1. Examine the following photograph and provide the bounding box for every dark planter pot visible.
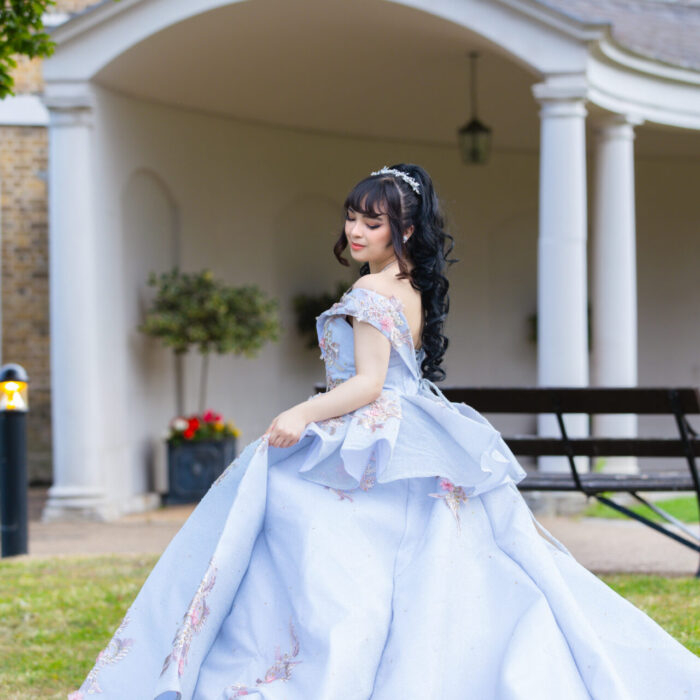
[164,437,237,505]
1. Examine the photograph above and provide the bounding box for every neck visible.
[371,258,397,275]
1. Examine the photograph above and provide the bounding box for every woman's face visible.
[344,204,394,267]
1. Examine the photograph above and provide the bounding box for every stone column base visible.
[41,488,161,523]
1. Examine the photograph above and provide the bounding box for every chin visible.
[350,250,368,263]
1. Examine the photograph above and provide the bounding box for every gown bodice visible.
[316,285,425,396]
[302,285,528,495]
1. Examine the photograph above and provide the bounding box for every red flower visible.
[183,427,195,440]
[203,410,216,422]
[187,417,200,431]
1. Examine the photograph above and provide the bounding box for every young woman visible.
[69,164,700,699]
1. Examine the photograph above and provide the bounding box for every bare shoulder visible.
[351,273,423,345]
[352,272,420,309]
[351,273,392,296]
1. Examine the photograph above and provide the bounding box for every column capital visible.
[43,81,94,128]
[532,75,588,118]
[591,113,645,142]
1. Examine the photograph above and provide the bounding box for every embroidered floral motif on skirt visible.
[223,618,302,697]
[161,555,218,679]
[67,612,135,698]
[429,478,469,532]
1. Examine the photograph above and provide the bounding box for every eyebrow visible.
[348,208,385,219]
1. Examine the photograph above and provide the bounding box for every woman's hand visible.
[262,404,310,448]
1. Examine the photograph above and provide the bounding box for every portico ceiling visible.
[93,0,541,150]
[49,0,700,155]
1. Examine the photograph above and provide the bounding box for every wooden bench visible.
[441,387,700,577]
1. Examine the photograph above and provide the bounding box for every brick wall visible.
[8,56,43,95]
[0,2,103,483]
[0,127,51,483]
[54,0,104,13]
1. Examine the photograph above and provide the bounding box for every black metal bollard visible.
[0,363,29,557]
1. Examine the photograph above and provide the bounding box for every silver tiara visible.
[370,166,421,195]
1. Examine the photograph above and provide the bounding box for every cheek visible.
[370,225,392,248]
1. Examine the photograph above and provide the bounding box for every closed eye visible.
[346,216,380,230]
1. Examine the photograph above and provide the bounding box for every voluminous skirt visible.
[68,426,700,700]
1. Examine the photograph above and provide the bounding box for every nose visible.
[346,219,359,240]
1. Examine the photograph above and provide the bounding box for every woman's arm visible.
[263,318,391,448]
[299,318,391,424]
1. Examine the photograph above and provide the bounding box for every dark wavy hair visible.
[332,163,458,382]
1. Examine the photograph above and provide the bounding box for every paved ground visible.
[12,487,700,576]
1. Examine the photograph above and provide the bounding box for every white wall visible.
[89,86,699,504]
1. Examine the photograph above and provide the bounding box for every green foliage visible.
[138,267,281,413]
[138,267,281,357]
[0,0,56,99]
[292,280,352,349]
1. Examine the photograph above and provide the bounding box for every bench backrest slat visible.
[505,436,700,458]
[440,387,700,414]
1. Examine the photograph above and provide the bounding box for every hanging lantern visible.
[457,51,492,165]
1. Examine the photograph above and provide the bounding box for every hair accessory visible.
[370,166,421,195]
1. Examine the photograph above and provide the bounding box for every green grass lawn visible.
[580,493,699,523]
[0,555,698,698]
[0,554,155,700]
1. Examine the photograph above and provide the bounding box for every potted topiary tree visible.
[139,267,281,504]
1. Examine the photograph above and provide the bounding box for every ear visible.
[405,224,415,239]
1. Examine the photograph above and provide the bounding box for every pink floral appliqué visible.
[429,478,469,532]
[68,611,135,697]
[324,485,354,501]
[254,433,270,456]
[359,452,377,491]
[356,393,401,432]
[316,412,349,436]
[325,375,347,391]
[224,617,302,698]
[344,288,413,349]
[161,555,217,678]
[319,319,342,371]
[213,454,242,487]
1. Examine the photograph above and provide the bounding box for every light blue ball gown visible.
[68,286,700,700]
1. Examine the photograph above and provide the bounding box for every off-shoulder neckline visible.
[344,286,423,354]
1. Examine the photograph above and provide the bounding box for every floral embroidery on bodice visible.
[316,286,423,393]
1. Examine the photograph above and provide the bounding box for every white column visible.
[532,79,590,474]
[42,84,108,521]
[591,114,644,474]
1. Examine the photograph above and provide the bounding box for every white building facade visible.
[33,0,700,520]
